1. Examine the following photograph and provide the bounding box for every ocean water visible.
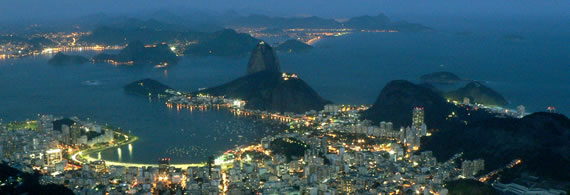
[0,31,567,163]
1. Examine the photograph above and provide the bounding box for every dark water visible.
[0,31,568,163]
[284,32,569,114]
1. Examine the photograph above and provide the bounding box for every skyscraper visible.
[412,107,425,128]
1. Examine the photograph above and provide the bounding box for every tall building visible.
[462,159,485,178]
[61,125,71,145]
[517,105,526,118]
[461,160,473,178]
[70,124,82,145]
[412,107,425,127]
[386,122,393,131]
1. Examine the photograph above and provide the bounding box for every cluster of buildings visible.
[0,31,124,60]
[166,93,246,111]
[0,114,117,177]
[460,159,485,179]
[3,102,556,194]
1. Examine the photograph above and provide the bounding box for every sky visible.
[1,0,568,23]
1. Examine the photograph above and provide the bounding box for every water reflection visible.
[117,148,122,161]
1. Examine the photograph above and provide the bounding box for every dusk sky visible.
[1,0,568,23]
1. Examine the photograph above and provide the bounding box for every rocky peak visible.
[246,41,281,75]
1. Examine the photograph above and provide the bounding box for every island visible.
[48,52,89,65]
[275,39,313,53]
[124,78,173,98]
[92,41,178,66]
[419,71,463,84]
[445,81,508,107]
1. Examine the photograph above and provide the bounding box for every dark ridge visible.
[184,29,260,57]
[0,163,74,195]
[419,71,463,84]
[52,118,76,131]
[422,112,570,183]
[196,71,330,114]
[445,81,508,106]
[445,179,498,195]
[48,52,89,65]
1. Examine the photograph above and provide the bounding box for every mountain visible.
[228,15,341,29]
[197,71,329,114]
[422,112,570,185]
[79,26,199,45]
[419,71,463,84]
[184,29,260,56]
[276,39,313,53]
[445,81,508,106]
[363,80,457,128]
[247,41,281,75]
[364,80,570,186]
[226,13,431,32]
[124,78,172,98]
[342,14,391,29]
[92,41,178,65]
[48,52,89,65]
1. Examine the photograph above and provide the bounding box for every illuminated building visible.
[517,105,526,118]
[461,159,484,178]
[44,148,63,166]
[70,124,82,145]
[61,125,71,145]
[412,107,424,127]
[463,97,470,105]
[89,160,107,173]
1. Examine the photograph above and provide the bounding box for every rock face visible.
[420,71,463,84]
[197,71,329,114]
[124,78,172,97]
[445,81,508,106]
[363,80,455,128]
[246,41,281,75]
[48,52,89,65]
